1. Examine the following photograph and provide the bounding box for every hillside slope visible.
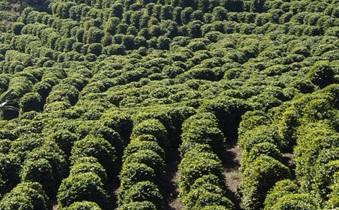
[0,0,338,209]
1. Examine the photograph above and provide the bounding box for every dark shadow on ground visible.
[161,146,182,210]
[219,145,242,210]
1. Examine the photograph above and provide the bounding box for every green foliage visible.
[20,92,43,112]
[264,179,299,209]
[101,110,133,143]
[183,184,234,210]
[26,141,67,184]
[12,22,25,35]
[118,116,168,208]
[20,158,56,197]
[0,139,11,153]
[88,43,103,56]
[308,61,334,88]
[240,156,291,210]
[119,181,163,209]
[86,27,104,44]
[70,135,117,173]
[271,194,319,210]
[119,162,156,191]
[200,97,249,143]
[131,119,168,149]
[243,142,283,168]
[90,125,123,156]
[326,181,339,209]
[239,124,283,153]
[0,181,49,210]
[50,130,78,157]
[178,111,234,208]
[123,141,165,160]
[46,84,79,105]
[123,150,165,176]
[0,0,338,208]
[251,0,266,13]
[69,159,107,184]
[9,135,44,160]
[294,122,339,193]
[117,201,156,210]
[57,172,109,209]
[181,112,225,154]
[313,160,339,200]
[202,206,230,210]
[65,201,102,210]
[179,152,224,195]
[0,154,20,197]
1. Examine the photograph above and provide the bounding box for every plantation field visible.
[0,0,338,209]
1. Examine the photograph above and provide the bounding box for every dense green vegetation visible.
[0,0,338,209]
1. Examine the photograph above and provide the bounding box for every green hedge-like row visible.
[57,130,120,209]
[326,171,339,209]
[19,0,337,60]
[0,153,20,199]
[118,119,168,209]
[18,2,231,55]
[49,114,127,210]
[264,179,319,209]
[20,140,67,197]
[1,65,92,119]
[43,65,93,112]
[295,122,339,203]
[64,201,102,210]
[0,137,67,208]
[238,85,338,210]
[10,6,338,66]
[178,112,234,210]
[0,68,45,119]
[283,85,338,208]
[240,155,290,210]
[180,112,225,155]
[0,181,49,210]
[238,110,291,210]
[57,158,109,209]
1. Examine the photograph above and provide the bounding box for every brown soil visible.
[168,170,182,210]
[221,145,242,192]
[163,148,183,210]
[219,145,242,210]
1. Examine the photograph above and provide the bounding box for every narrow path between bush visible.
[220,145,242,210]
[222,145,242,191]
[163,147,182,210]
